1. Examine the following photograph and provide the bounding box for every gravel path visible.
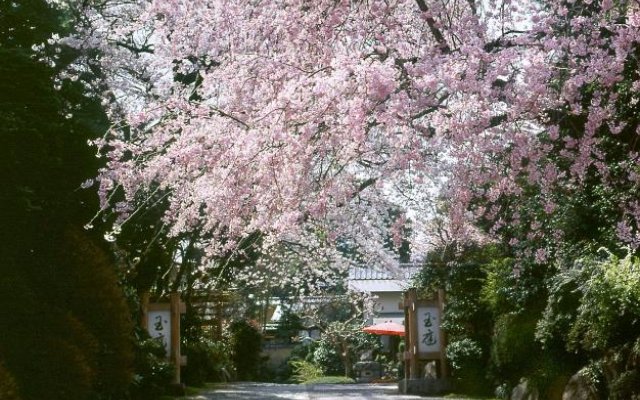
[191,382,447,400]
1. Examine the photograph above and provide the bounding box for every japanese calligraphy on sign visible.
[417,306,440,353]
[147,310,171,354]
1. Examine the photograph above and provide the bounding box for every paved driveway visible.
[191,382,446,400]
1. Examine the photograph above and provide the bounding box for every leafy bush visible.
[129,332,174,400]
[230,320,264,380]
[567,251,640,352]
[479,253,571,396]
[53,229,135,398]
[303,376,355,384]
[537,250,640,398]
[289,360,323,383]
[182,338,232,386]
[447,339,484,371]
[0,2,134,398]
[0,228,134,400]
[0,362,21,400]
[313,321,382,377]
[312,340,344,376]
[275,341,317,382]
[274,309,304,343]
[480,258,519,315]
[416,245,501,395]
[610,369,640,400]
[446,337,489,394]
[490,313,539,385]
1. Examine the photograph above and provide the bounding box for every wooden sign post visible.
[402,288,448,394]
[141,292,187,384]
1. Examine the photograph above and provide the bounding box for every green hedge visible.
[302,376,356,384]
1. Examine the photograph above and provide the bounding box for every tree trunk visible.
[342,342,352,377]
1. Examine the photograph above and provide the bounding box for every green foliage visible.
[0,3,108,236]
[567,251,640,352]
[0,269,94,400]
[479,258,518,315]
[415,244,577,396]
[56,229,135,397]
[537,250,640,354]
[130,333,174,400]
[312,341,344,376]
[416,244,501,395]
[182,338,231,386]
[230,320,264,381]
[0,362,21,400]
[609,369,640,400]
[0,228,134,400]
[276,341,317,382]
[447,339,488,394]
[289,360,323,383]
[443,395,500,400]
[302,376,356,384]
[480,255,572,396]
[314,321,381,377]
[536,250,640,398]
[180,304,232,386]
[447,339,484,371]
[494,314,575,397]
[0,2,134,399]
[274,309,304,343]
[490,313,539,385]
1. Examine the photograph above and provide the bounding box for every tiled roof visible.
[348,263,421,281]
[347,263,421,293]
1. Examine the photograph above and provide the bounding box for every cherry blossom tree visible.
[55,0,640,273]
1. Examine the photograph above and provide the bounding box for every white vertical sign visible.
[148,310,172,355]
[417,306,440,353]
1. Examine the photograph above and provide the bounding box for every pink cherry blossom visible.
[54,0,640,272]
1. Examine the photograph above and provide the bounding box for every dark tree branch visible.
[114,40,154,54]
[411,104,446,121]
[466,0,477,15]
[414,0,451,53]
[489,114,508,127]
[357,177,377,193]
[207,106,250,129]
[483,30,529,52]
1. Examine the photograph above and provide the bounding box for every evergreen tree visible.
[0,1,134,398]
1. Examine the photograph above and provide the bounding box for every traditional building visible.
[347,263,420,325]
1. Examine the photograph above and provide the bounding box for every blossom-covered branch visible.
[56,0,640,271]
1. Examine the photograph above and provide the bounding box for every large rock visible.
[562,372,599,400]
[511,379,539,400]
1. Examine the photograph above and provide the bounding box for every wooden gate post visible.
[403,287,449,394]
[169,292,182,384]
[437,289,448,379]
[142,292,186,385]
[406,288,419,379]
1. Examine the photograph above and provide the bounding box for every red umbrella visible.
[362,321,405,336]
